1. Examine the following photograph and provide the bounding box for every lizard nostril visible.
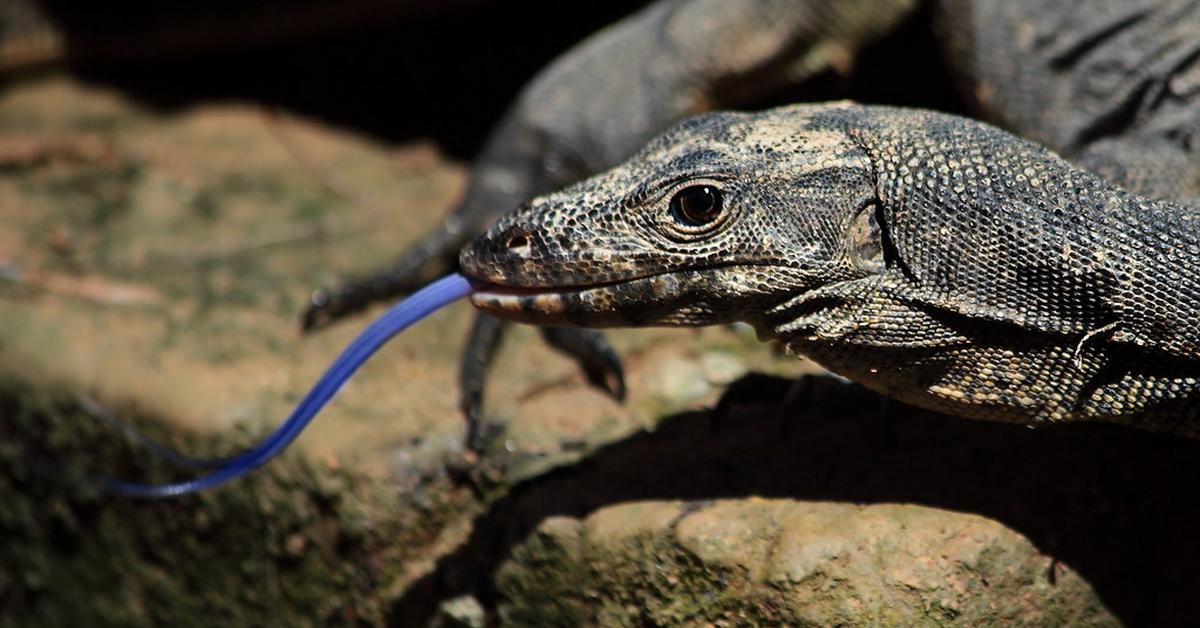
[505,231,532,255]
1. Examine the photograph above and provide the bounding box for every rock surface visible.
[498,500,1115,626]
[0,76,791,624]
[4,76,1198,626]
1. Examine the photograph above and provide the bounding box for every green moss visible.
[292,197,331,222]
[187,188,221,221]
[0,376,469,626]
[42,160,141,228]
[496,518,799,627]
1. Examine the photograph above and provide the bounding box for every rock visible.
[433,595,487,628]
[653,357,715,407]
[698,351,747,386]
[2,74,1169,627]
[0,75,801,625]
[496,500,1117,626]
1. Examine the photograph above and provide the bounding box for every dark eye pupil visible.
[671,185,723,225]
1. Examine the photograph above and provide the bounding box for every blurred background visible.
[0,0,960,155]
[1,0,657,157]
[0,2,827,624]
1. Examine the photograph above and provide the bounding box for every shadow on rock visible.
[393,372,1200,626]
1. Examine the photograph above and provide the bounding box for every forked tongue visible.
[103,273,473,497]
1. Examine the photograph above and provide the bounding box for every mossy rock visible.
[497,500,1117,626]
[0,76,799,624]
[3,76,1175,626]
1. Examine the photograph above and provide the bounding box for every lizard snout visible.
[459,217,553,286]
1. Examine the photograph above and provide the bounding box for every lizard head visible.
[460,104,883,331]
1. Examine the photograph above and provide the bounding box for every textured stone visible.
[0,75,800,625]
[497,500,1118,626]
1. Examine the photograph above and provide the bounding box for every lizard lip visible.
[465,261,791,324]
[465,268,652,296]
[467,282,561,296]
[466,273,668,324]
[469,282,597,322]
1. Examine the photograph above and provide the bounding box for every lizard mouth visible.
[468,274,666,325]
[466,261,792,327]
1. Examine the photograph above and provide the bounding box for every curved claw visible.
[539,327,627,401]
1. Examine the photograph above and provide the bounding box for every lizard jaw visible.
[469,274,666,327]
[467,264,798,328]
[468,286,571,322]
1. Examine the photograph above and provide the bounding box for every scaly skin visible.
[303,0,915,327]
[937,0,1200,203]
[461,104,1200,436]
[301,0,915,442]
[306,0,1200,444]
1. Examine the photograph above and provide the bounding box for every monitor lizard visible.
[460,103,1200,435]
[303,0,1200,443]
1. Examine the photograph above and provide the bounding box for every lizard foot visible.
[460,313,506,452]
[538,326,627,401]
[459,315,627,452]
[301,223,461,333]
[302,272,418,332]
[302,226,626,453]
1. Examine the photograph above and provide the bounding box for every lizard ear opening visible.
[847,200,912,279]
[847,200,885,272]
[871,200,917,282]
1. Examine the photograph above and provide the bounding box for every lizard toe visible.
[540,327,627,401]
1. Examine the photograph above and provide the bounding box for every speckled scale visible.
[463,103,1200,437]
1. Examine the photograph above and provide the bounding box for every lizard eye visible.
[670,185,723,226]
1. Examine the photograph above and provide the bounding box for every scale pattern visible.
[462,104,1200,436]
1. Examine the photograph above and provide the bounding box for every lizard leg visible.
[301,219,462,332]
[307,0,917,435]
[305,0,918,332]
[459,312,507,452]
[538,327,626,401]
[459,321,627,452]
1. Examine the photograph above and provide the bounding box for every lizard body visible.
[938,0,1200,204]
[305,0,1200,441]
[462,104,1200,435]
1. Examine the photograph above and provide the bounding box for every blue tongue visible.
[104,273,474,497]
